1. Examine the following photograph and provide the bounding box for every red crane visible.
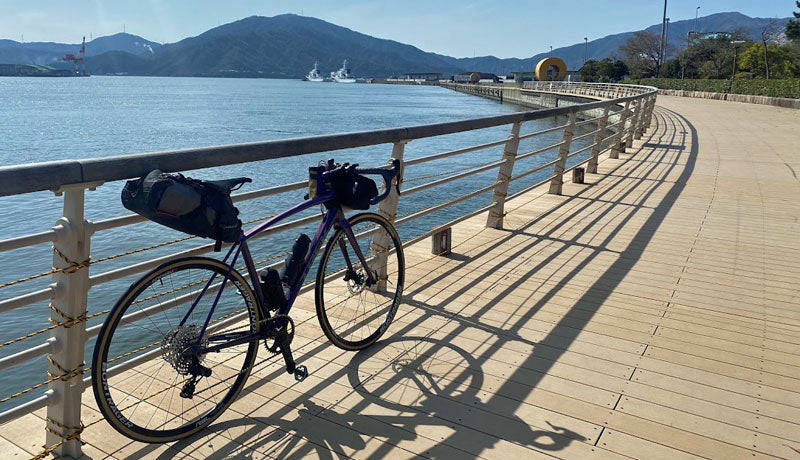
[62,37,86,76]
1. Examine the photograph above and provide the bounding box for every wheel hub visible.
[344,267,375,295]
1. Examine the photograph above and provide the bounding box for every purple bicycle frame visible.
[183,190,375,353]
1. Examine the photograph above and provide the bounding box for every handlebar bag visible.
[334,171,378,210]
[121,170,243,243]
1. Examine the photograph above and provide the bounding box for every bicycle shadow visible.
[160,336,586,460]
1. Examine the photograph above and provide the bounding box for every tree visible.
[579,58,628,82]
[738,42,800,78]
[760,19,783,79]
[579,60,600,82]
[684,37,740,78]
[786,1,800,42]
[620,31,662,78]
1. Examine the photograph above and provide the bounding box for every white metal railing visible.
[0,82,656,458]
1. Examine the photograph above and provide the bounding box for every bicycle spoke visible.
[317,213,403,351]
[93,258,259,441]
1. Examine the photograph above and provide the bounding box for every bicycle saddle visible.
[204,177,252,192]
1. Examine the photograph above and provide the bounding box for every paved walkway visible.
[3,95,800,459]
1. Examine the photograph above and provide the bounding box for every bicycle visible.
[91,159,405,443]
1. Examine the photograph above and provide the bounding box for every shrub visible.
[629,78,800,99]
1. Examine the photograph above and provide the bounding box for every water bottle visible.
[259,268,286,311]
[280,233,311,288]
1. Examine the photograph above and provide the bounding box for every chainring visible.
[262,314,295,354]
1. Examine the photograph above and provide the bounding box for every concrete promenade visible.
[2,95,800,458]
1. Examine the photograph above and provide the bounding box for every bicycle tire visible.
[91,257,261,443]
[315,212,404,351]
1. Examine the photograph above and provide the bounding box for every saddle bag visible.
[121,170,247,244]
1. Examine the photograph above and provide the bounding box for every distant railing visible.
[0,82,656,458]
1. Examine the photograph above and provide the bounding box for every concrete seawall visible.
[441,83,623,121]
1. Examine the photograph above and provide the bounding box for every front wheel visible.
[316,212,404,351]
[91,257,261,443]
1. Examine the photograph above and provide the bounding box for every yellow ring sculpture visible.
[535,57,567,81]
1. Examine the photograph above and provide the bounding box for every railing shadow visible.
[395,106,697,456]
[116,105,697,459]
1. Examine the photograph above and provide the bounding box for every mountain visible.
[90,15,463,78]
[457,12,791,73]
[1,12,791,77]
[0,33,160,68]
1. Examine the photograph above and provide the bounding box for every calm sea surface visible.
[0,76,593,404]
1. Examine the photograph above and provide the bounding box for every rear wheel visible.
[91,257,260,443]
[315,212,404,351]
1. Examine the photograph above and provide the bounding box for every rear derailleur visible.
[263,314,308,382]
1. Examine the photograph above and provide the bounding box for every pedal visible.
[294,365,309,382]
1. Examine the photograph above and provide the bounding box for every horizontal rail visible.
[516,141,565,161]
[510,159,561,183]
[0,338,56,372]
[0,391,53,425]
[395,182,498,227]
[517,122,570,141]
[0,230,58,254]
[567,143,596,159]
[0,286,55,315]
[89,213,320,287]
[572,129,602,143]
[403,159,507,196]
[574,115,605,127]
[404,138,509,166]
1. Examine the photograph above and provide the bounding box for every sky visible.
[0,0,794,58]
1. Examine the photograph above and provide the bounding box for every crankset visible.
[261,314,308,382]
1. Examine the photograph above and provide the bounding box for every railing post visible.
[624,98,640,149]
[486,121,522,229]
[645,94,657,130]
[548,111,577,195]
[587,104,611,174]
[610,100,630,159]
[371,140,406,291]
[46,185,91,458]
[635,95,651,139]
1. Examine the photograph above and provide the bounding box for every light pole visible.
[583,37,588,64]
[659,0,668,67]
[694,6,700,35]
[549,45,553,54]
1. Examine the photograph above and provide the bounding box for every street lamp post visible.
[695,6,700,35]
[583,37,588,64]
[659,0,668,67]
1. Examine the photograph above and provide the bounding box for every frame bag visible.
[121,170,245,246]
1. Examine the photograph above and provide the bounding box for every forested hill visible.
[1,12,791,77]
[88,15,463,77]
